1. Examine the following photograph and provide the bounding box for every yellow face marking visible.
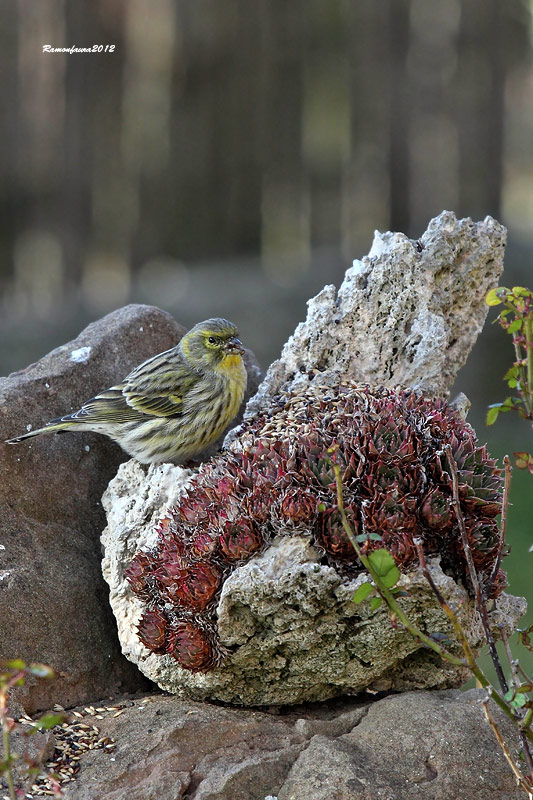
[222,354,242,368]
[214,353,245,379]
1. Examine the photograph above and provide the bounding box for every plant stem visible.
[414,541,479,669]
[333,463,533,742]
[1,690,16,800]
[523,709,533,733]
[500,627,533,782]
[518,664,533,686]
[482,699,533,797]
[445,445,509,694]
[333,465,463,667]
[485,456,511,599]
[526,316,533,411]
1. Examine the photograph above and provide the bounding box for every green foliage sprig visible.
[0,660,64,800]
[486,286,533,473]
[331,447,533,795]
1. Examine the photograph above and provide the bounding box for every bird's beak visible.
[224,336,245,355]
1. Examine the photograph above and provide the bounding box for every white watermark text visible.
[43,45,116,54]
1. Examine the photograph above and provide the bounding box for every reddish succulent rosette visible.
[126,384,505,672]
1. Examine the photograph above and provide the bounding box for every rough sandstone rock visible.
[52,690,522,800]
[0,304,184,711]
[0,304,261,712]
[101,213,525,705]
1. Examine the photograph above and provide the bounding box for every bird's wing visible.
[61,385,142,424]
[121,349,200,418]
[123,390,185,418]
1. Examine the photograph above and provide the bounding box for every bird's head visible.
[179,318,245,371]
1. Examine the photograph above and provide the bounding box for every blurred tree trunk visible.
[388,0,411,234]
[456,0,503,219]
[63,1,97,286]
[344,0,392,254]
[0,0,20,284]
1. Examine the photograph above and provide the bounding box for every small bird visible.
[6,318,247,464]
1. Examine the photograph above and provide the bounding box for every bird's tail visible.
[5,419,78,445]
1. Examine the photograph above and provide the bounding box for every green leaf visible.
[2,659,26,670]
[508,318,523,334]
[503,687,529,706]
[486,406,500,426]
[0,754,19,773]
[30,713,64,732]
[492,397,517,413]
[511,693,528,709]
[512,286,532,298]
[317,503,326,512]
[367,549,400,588]
[370,597,383,612]
[353,582,374,604]
[367,549,396,576]
[504,365,518,380]
[368,532,383,541]
[381,564,401,588]
[27,663,54,679]
[486,288,504,306]
[520,623,533,652]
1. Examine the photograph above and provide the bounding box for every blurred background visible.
[0,1,531,668]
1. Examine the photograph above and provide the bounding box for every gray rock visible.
[0,304,261,713]
[0,304,184,712]
[245,211,505,418]
[279,689,524,800]
[43,690,522,799]
[102,460,525,704]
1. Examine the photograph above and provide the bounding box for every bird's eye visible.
[208,336,217,344]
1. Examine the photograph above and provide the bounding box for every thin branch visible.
[501,627,521,690]
[485,455,511,599]
[525,316,533,409]
[482,699,533,797]
[0,691,17,800]
[523,710,533,734]
[414,539,480,672]
[518,663,533,688]
[334,465,464,667]
[500,627,533,782]
[333,465,533,740]
[445,445,509,694]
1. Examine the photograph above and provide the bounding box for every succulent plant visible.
[126,383,504,672]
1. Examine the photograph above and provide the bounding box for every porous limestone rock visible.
[102,452,525,705]
[245,210,506,417]
[101,212,524,705]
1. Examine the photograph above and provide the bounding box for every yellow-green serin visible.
[6,318,247,464]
